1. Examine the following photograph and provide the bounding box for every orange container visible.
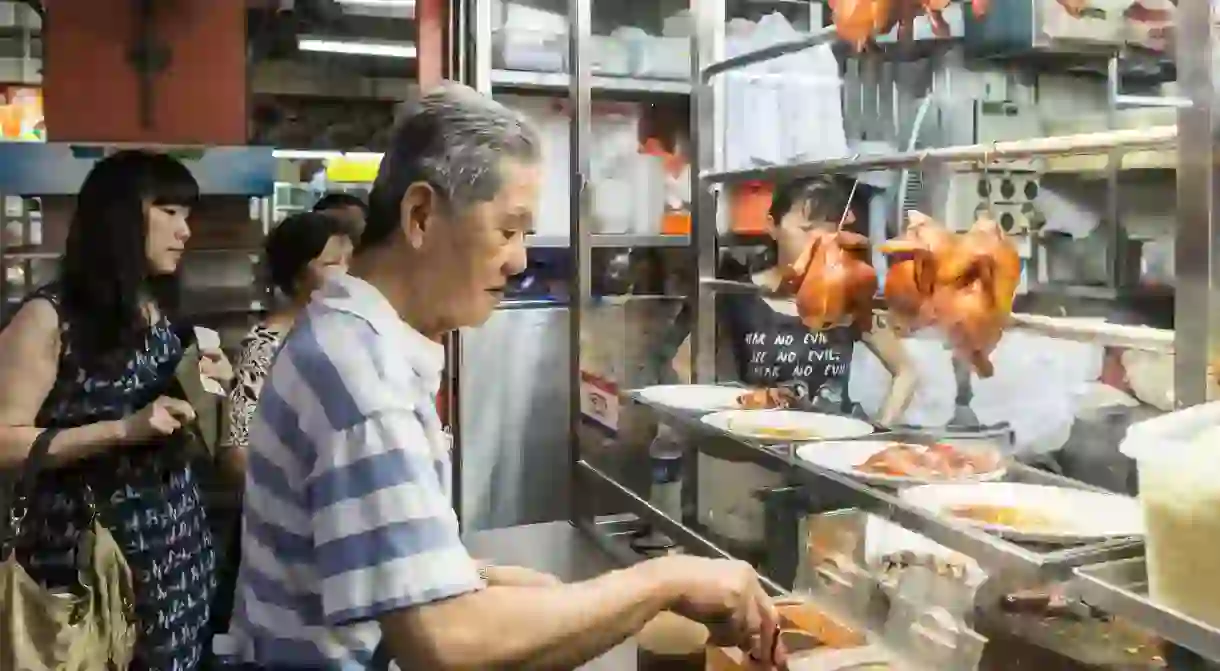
[661,211,691,235]
[729,181,774,234]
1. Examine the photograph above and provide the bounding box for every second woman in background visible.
[207,211,358,637]
[224,211,359,474]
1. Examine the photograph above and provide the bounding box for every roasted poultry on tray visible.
[737,386,799,410]
[784,229,878,333]
[878,211,1021,378]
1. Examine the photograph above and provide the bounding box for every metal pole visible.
[1173,0,1219,407]
[703,126,1179,184]
[568,0,593,525]
[1104,55,1127,291]
[450,0,487,528]
[472,0,493,95]
[702,25,836,81]
[691,0,724,385]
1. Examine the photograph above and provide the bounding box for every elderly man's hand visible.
[480,565,563,588]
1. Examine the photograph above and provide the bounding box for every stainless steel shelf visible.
[624,389,1143,585]
[702,126,1179,184]
[1074,558,1220,662]
[527,233,690,248]
[1008,314,1174,353]
[491,69,691,96]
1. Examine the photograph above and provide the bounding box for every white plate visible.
[795,440,1007,487]
[701,409,875,443]
[900,482,1144,544]
[636,385,746,412]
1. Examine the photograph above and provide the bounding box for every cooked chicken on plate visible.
[856,441,1000,479]
[737,387,799,410]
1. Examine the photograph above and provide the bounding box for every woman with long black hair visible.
[0,150,223,670]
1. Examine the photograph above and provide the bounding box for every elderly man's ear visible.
[399,181,440,249]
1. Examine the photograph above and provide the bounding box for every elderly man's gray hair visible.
[361,81,542,250]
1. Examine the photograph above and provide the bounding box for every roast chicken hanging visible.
[878,211,1021,378]
[830,0,988,48]
[831,0,1087,50]
[784,229,879,334]
[876,210,957,332]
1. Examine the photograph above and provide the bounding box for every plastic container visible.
[589,35,631,76]
[648,423,686,521]
[727,181,773,235]
[635,36,691,80]
[1121,401,1220,627]
[494,27,567,72]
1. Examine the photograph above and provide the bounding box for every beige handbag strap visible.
[0,428,62,555]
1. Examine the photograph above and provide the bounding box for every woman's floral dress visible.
[14,284,217,671]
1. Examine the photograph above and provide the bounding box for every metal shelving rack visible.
[460,0,701,530]
[545,0,1220,666]
[459,0,1220,663]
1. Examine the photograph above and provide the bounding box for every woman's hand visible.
[200,347,234,385]
[122,396,196,443]
[480,565,563,587]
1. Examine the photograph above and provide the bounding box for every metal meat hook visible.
[127,0,173,130]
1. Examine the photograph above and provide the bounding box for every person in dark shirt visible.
[668,176,916,424]
[312,191,368,235]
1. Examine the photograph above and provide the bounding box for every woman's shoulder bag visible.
[0,428,139,671]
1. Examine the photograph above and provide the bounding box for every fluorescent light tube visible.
[272,150,386,161]
[297,37,417,59]
[335,0,415,6]
[272,149,344,160]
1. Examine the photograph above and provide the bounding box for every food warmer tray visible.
[626,388,1144,585]
[1073,558,1220,663]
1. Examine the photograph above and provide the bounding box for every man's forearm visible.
[877,371,917,427]
[385,561,676,670]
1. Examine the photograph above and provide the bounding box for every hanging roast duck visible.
[831,0,1087,50]
[938,214,1022,319]
[876,211,958,332]
[783,229,879,333]
[878,211,1021,378]
[830,0,988,48]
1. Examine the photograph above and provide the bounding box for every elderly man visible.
[229,82,785,670]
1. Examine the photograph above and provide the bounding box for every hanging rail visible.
[697,278,1176,352]
[701,25,838,81]
[702,125,1179,184]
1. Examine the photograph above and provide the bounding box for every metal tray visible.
[626,389,1143,586]
[1073,558,1220,663]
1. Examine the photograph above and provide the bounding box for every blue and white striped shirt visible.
[230,273,483,670]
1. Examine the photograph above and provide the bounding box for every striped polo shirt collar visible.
[315,272,445,387]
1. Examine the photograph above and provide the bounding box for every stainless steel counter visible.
[463,521,638,670]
